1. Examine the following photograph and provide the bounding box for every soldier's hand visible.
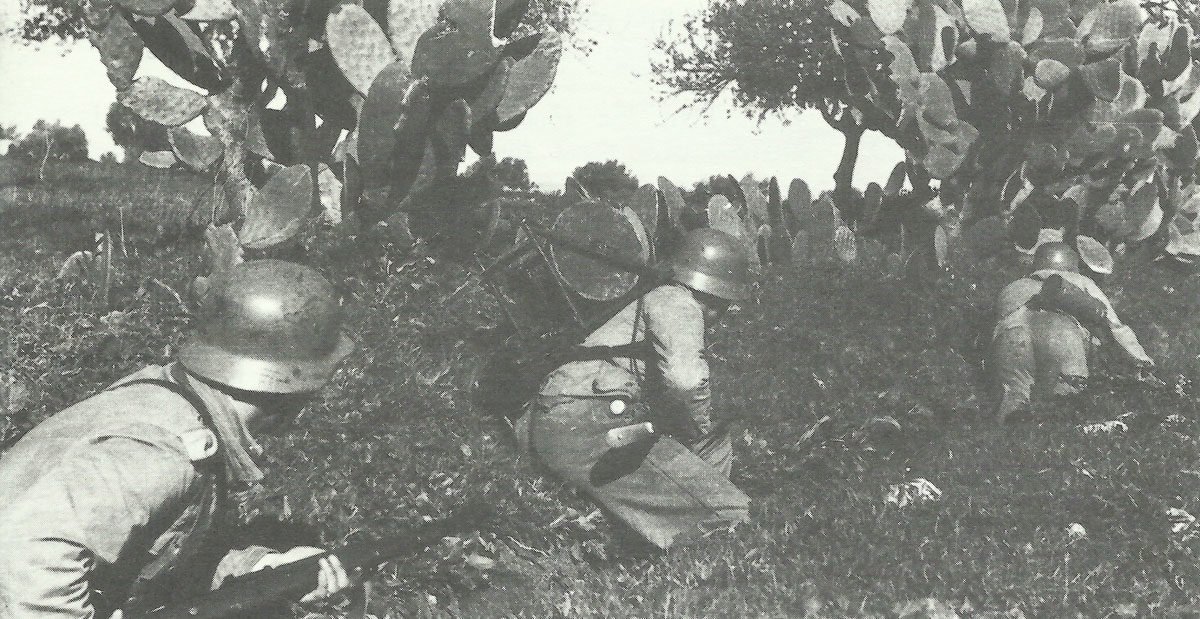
[300,554,352,603]
[254,546,353,603]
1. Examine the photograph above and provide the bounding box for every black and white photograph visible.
[1,0,1197,616]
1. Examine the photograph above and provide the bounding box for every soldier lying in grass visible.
[991,242,1154,423]
[515,228,752,550]
[0,260,355,618]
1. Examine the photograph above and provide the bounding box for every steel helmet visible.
[179,260,354,394]
[1032,241,1080,273]
[669,228,752,301]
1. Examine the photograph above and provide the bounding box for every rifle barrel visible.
[132,509,480,619]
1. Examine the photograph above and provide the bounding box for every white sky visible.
[0,0,903,191]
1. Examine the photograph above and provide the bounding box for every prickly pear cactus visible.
[86,0,564,255]
[827,0,1200,271]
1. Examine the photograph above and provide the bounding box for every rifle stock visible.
[129,505,486,619]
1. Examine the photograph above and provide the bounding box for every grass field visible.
[4,160,1200,617]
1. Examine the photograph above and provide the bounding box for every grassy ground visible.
[4,161,1200,617]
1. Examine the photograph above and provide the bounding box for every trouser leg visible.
[690,428,733,479]
[992,322,1034,422]
[1030,311,1089,396]
[527,397,750,550]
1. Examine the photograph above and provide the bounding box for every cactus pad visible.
[1076,235,1113,273]
[988,41,1025,96]
[622,206,654,262]
[1034,59,1070,90]
[241,0,308,88]
[564,176,592,202]
[657,176,686,227]
[326,3,398,96]
[239,163,315,249]
[869,0,912,35]
[357,60,412,183]
[1162,25,1192,80]
[433,99,473,177]
[412,0,501,88]
[1080,58,1121,101]
[387,0,441,64]
[1021,7,1044,45]
[1165,217,1200,259]
[1164,126,1200,170]
[169,127,223,171]
[862,182,884,226]
[1082,0,1141,54]
[834,226,858,263]
[767,177,785,230]
[786,178,811,235]
[963,0,1010,41]
[884,164,906,196]
[115,0,177,17]
[1027,38,1084,68]
[922,121,978,179]
[790,229,811,264]
[629,184,660,243]
[205,223,244,277]
[377,77,434,195]
[90,11,143,90]
[883,36,921,120]
[707,195,740,237]
[1007,202,1042,250]
[472,56,514,123]
[741,176,768,230]
[496,30,562,124]
[495,0,531,37]
[139,150,179,169]
[317,163,343,225]
[720,174,747,214]
[1125,181,1162,242]
[119,77,208,126]
[180,0,236,20]
[919,3,957,72]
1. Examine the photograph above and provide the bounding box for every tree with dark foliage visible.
[571,160,639,200]
[494,156,534,192]
[7,121,90,165]
[653,0,890,215]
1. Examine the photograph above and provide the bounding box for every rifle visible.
[127,503,489,619]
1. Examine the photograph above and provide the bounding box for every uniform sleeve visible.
[0,434,195,619]
[643,289,714,440]
[1077,278,1154,365]
[210,546,276,589]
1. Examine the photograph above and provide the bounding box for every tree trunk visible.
[38,133,53,182]
[832,123,864,223]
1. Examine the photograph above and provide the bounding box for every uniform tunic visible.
[518,284,751,549]
[0,364,272,618]
[992,269,1152,419]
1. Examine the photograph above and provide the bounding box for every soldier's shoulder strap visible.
[566,292,656,364]
[109,372,220,463]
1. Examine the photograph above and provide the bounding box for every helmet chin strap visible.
[681,287,731,323]
[193,371,307,435]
